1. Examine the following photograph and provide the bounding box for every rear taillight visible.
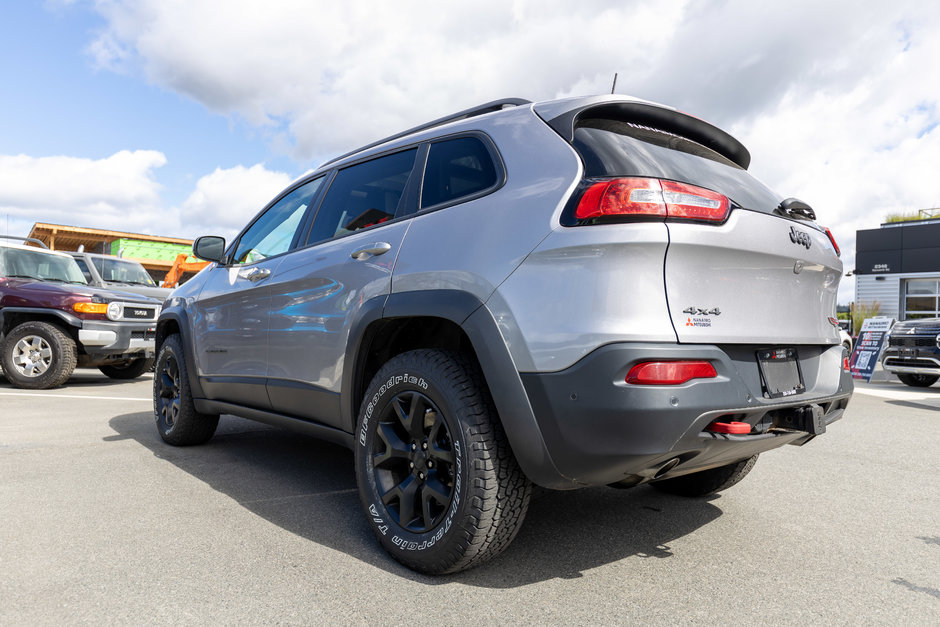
[625,361,718,385]
[825,227,841,256]
[575,177,730,223]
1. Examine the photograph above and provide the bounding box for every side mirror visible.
[193,236,226,263]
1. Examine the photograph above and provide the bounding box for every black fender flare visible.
[342,289,571,488]
[0,307,83,332]
[155,305,208,400]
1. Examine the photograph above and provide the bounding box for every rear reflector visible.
[575,177,730,222]
[625,361,718,385]
[825,227,841,256]
[706,421,751,435]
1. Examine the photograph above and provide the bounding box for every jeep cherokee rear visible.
[0,238,160,388]
[153,95,852,574]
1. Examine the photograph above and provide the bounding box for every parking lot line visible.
[0,391,150,402]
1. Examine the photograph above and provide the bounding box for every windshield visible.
[0,248,88,284]
[91,257,157,286]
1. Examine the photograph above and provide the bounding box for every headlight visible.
[73,302,108,315]
[106,302,123,321]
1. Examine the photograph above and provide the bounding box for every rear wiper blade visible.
[778,197,816,221]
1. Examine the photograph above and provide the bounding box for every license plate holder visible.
[756,347,806,399]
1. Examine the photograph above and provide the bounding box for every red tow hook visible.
[706,420,751,435]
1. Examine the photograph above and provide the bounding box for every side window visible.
[307,149,417,244]
[233,177,323,264]
[73,258,93,282]
[421,137,499,209]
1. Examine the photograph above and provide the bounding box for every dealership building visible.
[854,216,940,321]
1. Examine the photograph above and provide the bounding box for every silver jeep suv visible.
[153,95,853,574]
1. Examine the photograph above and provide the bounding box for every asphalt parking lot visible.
[1,371,938,625]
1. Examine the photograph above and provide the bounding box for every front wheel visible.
[355,349,531,575]
[0,321,77,389]
[897,373,939,388]
[99,358,154,380]
[651,455,759,497]
[153,334,218,445]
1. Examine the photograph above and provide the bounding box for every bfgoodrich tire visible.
[651,455,759,497]
[0,321,77,389]
[897,373,939,388]
[153,334,219,445]
[99,358,153,380]
[355,349,531,575]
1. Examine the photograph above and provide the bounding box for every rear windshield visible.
[573,119,782,213]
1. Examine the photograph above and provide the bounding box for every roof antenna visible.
[610,73,618,94]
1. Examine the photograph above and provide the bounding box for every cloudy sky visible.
[1,0,938,303]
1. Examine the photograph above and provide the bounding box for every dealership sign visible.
[849,317,895,381]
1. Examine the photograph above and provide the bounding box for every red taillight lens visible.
[575,177,729,223]
[825,227,841,256]
[575,177,665,220]
[625,361,718,385]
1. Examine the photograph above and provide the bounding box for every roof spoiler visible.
[322,98,531,167]
[542,101,751,170]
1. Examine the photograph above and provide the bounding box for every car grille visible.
[130,330,156,341]
[889,337,939,348]
[115,303,160,322]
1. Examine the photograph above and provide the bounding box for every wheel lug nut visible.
[409,461,414,469]
[427,461,434,468]
[422,442,428,450]
[418,472,425,480]
[411,443,417,451]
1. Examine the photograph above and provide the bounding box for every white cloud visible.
[17,0,940,307]
[0,150,167,236]
[178,164,293,240]
[87,0,687,160]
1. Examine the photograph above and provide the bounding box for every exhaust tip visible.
[653,457,682,479]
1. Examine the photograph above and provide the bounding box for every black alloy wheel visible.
[156,352,182,431]
[153,334,218,445]
[371,390,456,533]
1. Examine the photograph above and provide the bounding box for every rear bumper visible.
[520,342,853,487]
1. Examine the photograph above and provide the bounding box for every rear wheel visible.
[897,373,939,388]
[153,334,218,445]
[0,321,77,389]
[651,455,758,497]
[355,349,531,574]
[99,358,153,380]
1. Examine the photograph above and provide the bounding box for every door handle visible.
[239,267,271,282]
[351,242,392,260]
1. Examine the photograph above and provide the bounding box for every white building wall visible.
[855,275,900,318]
[855,271,940,320]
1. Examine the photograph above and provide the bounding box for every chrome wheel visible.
[11,335,53,377]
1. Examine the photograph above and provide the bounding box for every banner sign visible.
[849,317,894,381]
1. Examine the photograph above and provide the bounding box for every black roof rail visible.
[0,235,49,249]
[321,98,531,167]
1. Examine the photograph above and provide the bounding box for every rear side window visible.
[307,149,418,244]
[420,137,498,209]
[573,119,782,213]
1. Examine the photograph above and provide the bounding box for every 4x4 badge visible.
[789,226,812,249]
[683,306,721,316]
